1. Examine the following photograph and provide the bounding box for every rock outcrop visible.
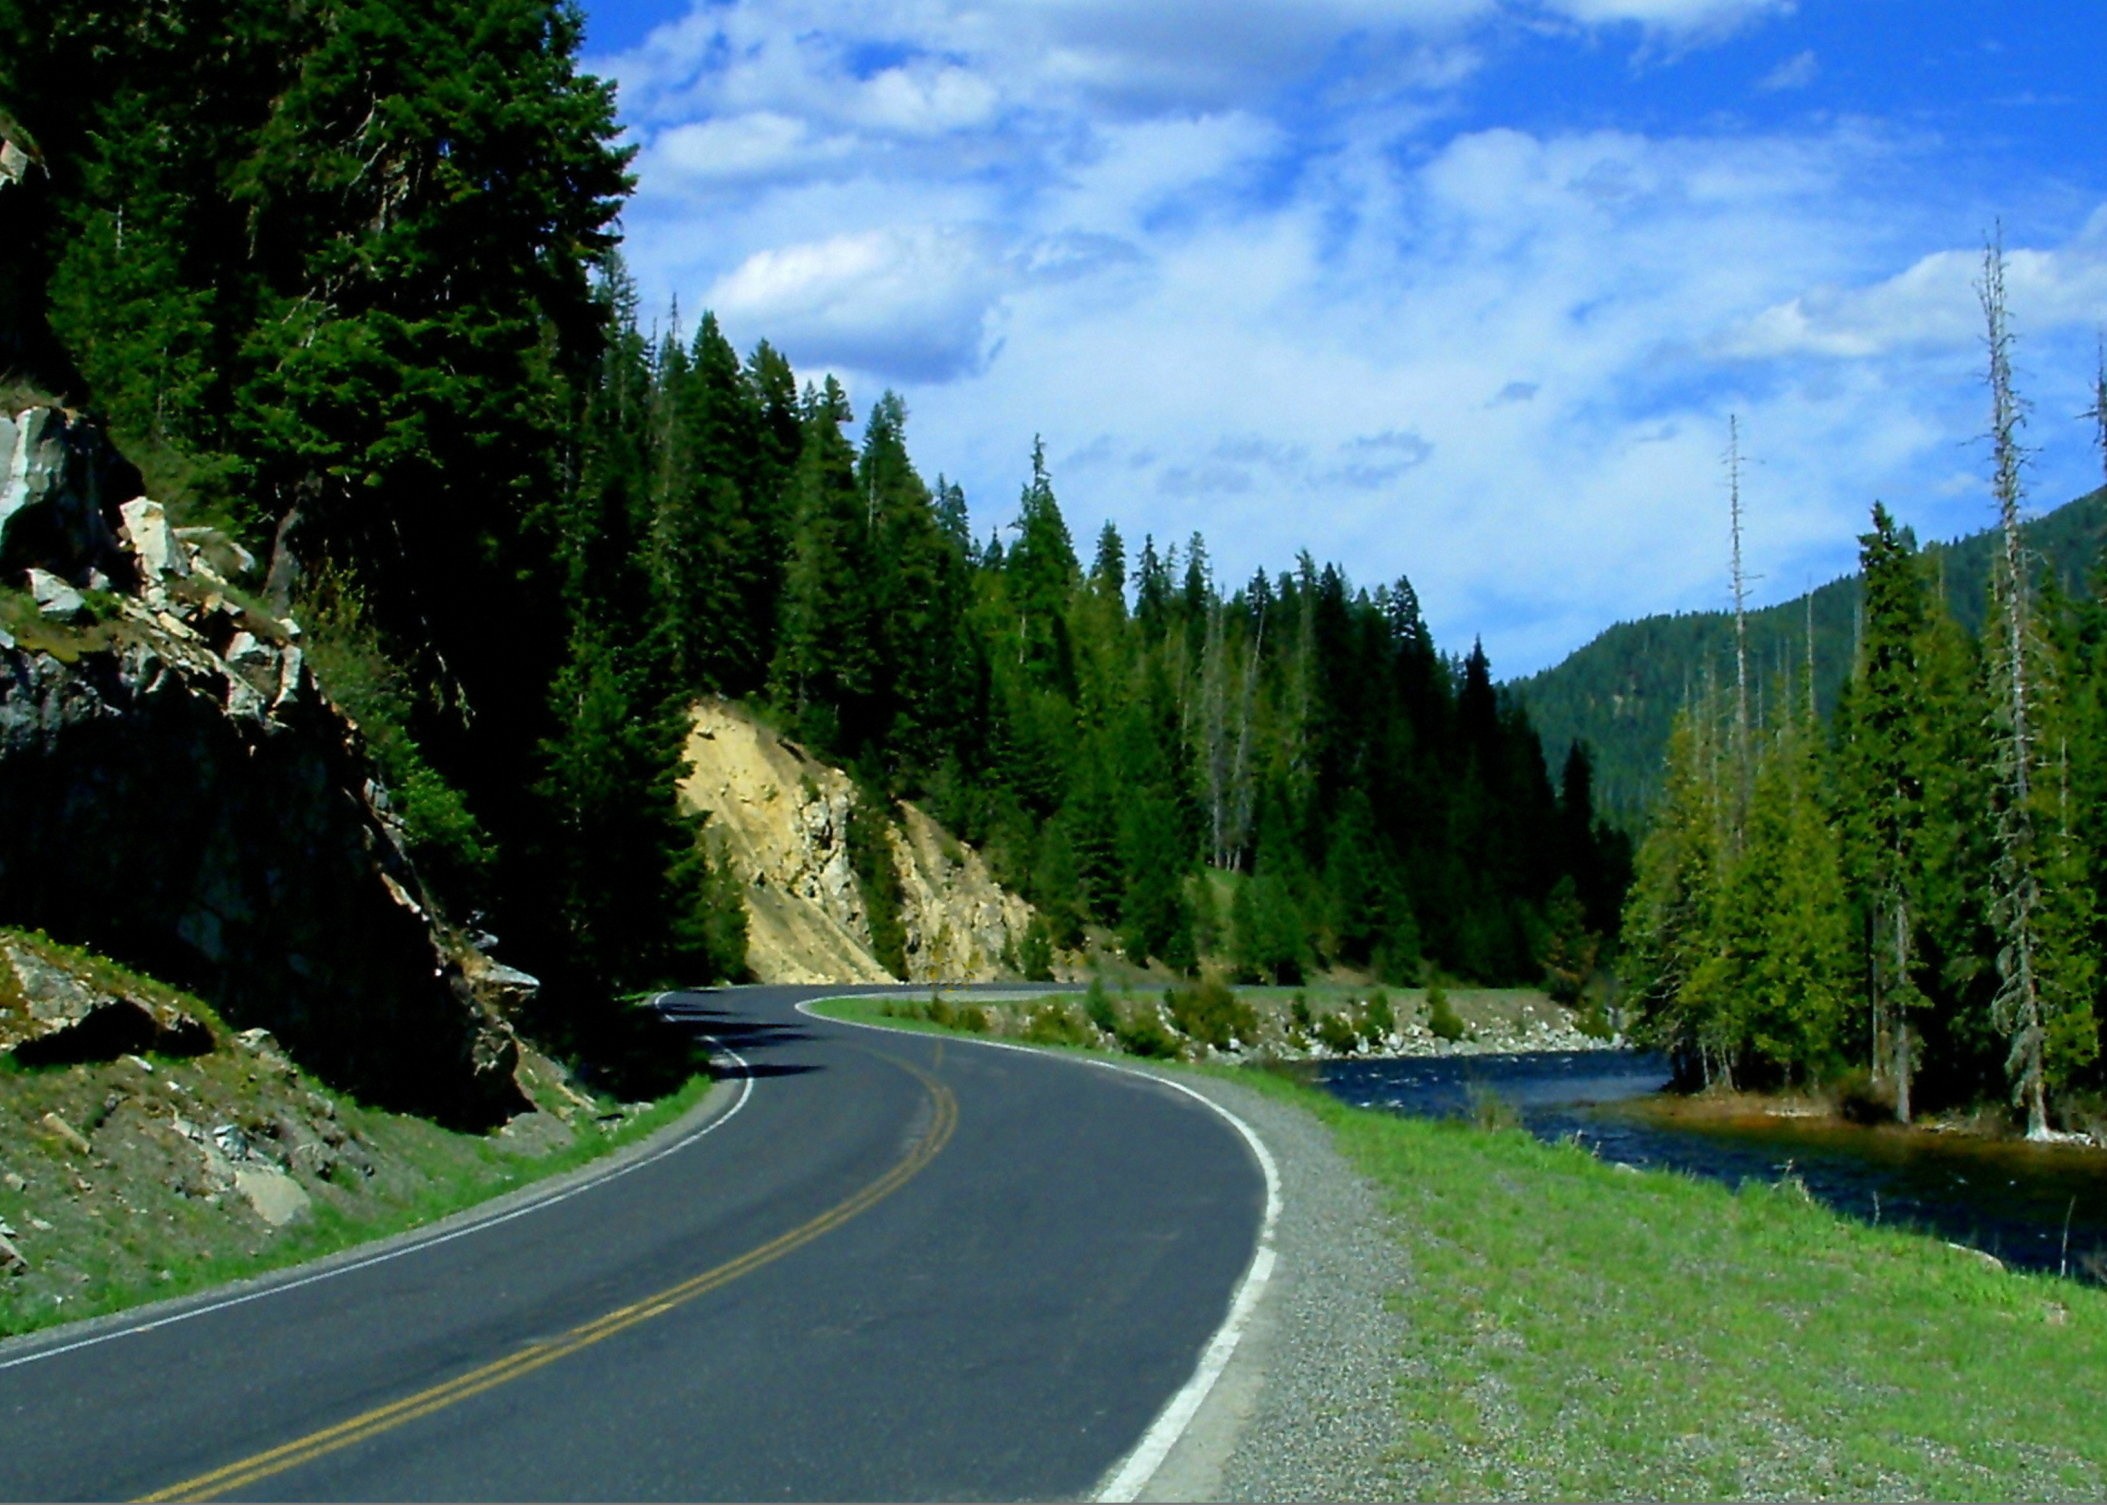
[0,404,528,1127]
[677,699,1038,984]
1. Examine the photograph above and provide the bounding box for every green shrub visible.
[1364,988,1395,1043]
[1290,992,1313,1030]
[845,792,908,980]
[1427,985,1466,1042]
[1575,1000,1614,1040]
[1114,1002,1179,1059]
[1084,976,1118,1035]
[1315,1011,1361,1053]
[1018,914,1055,981]
[1165,976,1257,1050]
[1023,1003,1091,1047]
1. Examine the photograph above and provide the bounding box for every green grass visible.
[1,929,718,1339]
[816,998,2107,1500]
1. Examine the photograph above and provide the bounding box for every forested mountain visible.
[1513,486,2107,829]
[1620,254,2107,1132]
[0,0,1622,1060]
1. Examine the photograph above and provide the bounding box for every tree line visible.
[0,0,1625,1066]
[1623,248,2107,1134]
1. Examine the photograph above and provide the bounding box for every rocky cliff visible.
[676,700,1038,984]
[0,404,529,1127]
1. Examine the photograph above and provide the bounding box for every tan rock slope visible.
[677,699,1036,984]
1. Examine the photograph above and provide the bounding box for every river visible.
[1317,1049,2107,1283]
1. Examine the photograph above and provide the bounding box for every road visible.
[0,985,1270,1501]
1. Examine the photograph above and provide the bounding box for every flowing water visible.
[1318,1050,2107,1282]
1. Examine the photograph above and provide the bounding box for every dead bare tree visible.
[1980,228,2052,1141]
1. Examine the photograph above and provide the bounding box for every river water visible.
[1317,1050,2107,1282]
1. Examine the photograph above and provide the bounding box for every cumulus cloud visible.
[593,0,2107,675]
[707,226,1007,381]
[1719,211,2107,362]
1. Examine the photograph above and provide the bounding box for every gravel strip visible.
[1125,1070,1423,1503]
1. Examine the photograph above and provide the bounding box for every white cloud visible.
[1720,212,2107,362]
[1757,47,1818,91]
[707,225,1007,380]
[593,0,2107,676]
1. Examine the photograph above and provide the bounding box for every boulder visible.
[0,406,136,588]
[26,566,87,623]
[0,936,211,1064]
[118,497,189,593]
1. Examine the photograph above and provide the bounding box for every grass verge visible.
[813,998,2107,1500]
[1,936,715,1341]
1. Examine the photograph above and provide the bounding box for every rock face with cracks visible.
[677,699,1037,984]
[0,404,529,1127]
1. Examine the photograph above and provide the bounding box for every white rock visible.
[26,567,88,623]
[234,1166,312,1227]
[119,497,189,583]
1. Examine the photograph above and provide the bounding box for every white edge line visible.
[797,996,1283,1503]
[0,996,755,1374]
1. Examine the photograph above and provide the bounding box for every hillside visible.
[1512,485,2107,828]
[675,700,1042,984]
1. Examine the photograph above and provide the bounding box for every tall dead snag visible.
[1727,415,1754,821]
[1980,229,2052,1140]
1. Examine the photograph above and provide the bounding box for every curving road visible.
[0,985,1270,1501]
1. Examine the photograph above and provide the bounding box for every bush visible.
[1427,985,1466,1043]
[1363,989,1395,1044]
[1315,1011,1362,1054]
[1575,1000,1614,1040]
[1023,1002,1092,1047]
[1833,1067,1895,1125]
[1290,993,1313,1030]
[1019,914,1055,981]
[1084,976,1118,1035]
[1165,977,1257,1050]
[1114,1002,1179,1059]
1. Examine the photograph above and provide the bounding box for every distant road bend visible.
[0,984,1274,1501]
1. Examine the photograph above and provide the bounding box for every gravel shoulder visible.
[1122,1068,1419,1503]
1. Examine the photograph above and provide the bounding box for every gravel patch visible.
[1124,1070,1423,1503]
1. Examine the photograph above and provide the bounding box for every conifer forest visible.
[6,0,2106,1139]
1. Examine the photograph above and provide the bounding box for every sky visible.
[578,0,2107,677]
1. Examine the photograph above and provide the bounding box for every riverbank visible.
[909,981,1614,1060]
[817,1000,2107,1499]
[1615,1085,2106,1152]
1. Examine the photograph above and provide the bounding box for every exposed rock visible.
[0,935,212,1064]
[1,406,137,588]
[232,1165,312,1226]
[0,407,527,1127]
[38,1111,91,1155]
[677,699,1040,983]
[118,497,188,598]
[0,1231,26,1274]
[27,566,87,622]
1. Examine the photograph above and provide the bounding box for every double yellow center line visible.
[138,1052,957,1502]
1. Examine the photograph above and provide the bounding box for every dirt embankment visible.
[676,700,1037,984]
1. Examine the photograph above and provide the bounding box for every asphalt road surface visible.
[0,985,1269,1501]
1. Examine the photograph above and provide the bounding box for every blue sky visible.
[579,0,2107,676]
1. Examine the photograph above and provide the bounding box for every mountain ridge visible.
[1510,484,2107,828]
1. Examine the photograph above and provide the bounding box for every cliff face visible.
[676,699,1036,985]
[0,405,528,1127]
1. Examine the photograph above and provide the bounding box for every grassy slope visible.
[814,998,2107,1500]
[0,932,711,1340]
